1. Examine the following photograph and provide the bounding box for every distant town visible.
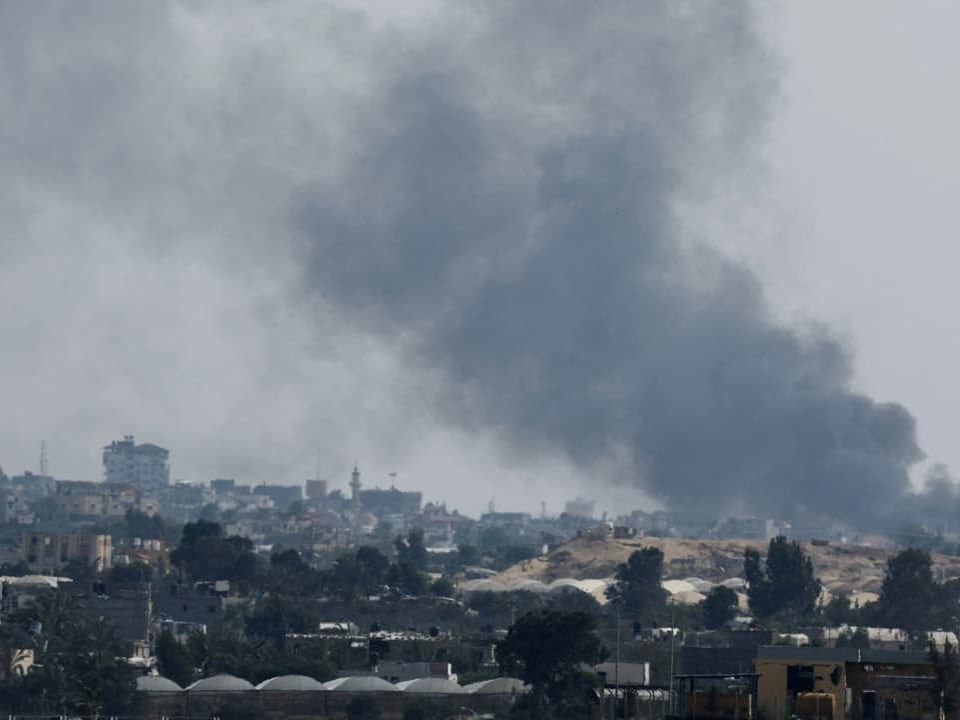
[1,436,958,720]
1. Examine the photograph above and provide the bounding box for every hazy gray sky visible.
[1,2,957,522]
[752,3,960,492]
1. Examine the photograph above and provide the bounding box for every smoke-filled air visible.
[1,1,954,530]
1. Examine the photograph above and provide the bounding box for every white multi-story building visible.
[102,435,170,492]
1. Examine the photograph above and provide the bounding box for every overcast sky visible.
[756,2,960,491]
[1,2,957,522]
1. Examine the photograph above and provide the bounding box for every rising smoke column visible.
[0,1,937,528]
[295,1,926,528]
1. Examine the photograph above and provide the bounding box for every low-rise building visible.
[71,580,152,644]
[6,472,55,501]
[350,661,456,684]
[305,478,328,500]
[755,645,937,720]
[20,531,112,574]
[806,626,957,652]
[154,618,208,643]
[360,487,422,519]
[714,517,778,540]
[154,582,225,626]
[0,487,23,524]
[251,484,302,510]
[0,574,69,612]
[54,480,144,519]
[595,661,650,687]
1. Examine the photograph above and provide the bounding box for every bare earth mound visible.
[492,536,960,598]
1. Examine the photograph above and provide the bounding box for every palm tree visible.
[29,659,70,716]
[84,617,128,669]
[33,590,82,653]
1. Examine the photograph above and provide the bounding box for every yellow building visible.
[20,531,112,574]
[756,646,938,720]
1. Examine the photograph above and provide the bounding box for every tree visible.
[245,594,320,647]
[492,544,539,570]
[930,640,960,720]
[355,545,391,595]
[346,695,380,720]
[171,521,258,585]
[547,588,601,615]
[69,617,136,716]
[878,548,937,631]
[156,630,195,687]
[402,698,449,720]
[171,520,222,563]
[108,561,154,584]
[394,529,428,571]
[0,560,30,576]
[480,526,509,552]
[821,595,858,627]
[268,548,318,596]
[497,609,607,719]
[430,577,455,597]
[2,593,140,716]
[30,590,82,653]
[606,547,667,621]
[388,562,429,597]
[59,557,99,585]
[702,586,738,629]
[456,544,480,567]
[744,537,821,620]
[123,509,169,541]
[326,553,363,601]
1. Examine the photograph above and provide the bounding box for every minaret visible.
[350,464,362,518]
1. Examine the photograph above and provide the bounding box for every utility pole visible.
[668,607,676,716]
[615,601,621,719]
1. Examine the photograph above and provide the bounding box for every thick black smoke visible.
[0,2,951,529]
[295,1,933,529]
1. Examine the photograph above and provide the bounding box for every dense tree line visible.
[745,536,821,622]
[741,538,960,637]
[166,521,446,602]
[90,508,173,543]
[825,547,960,634]
[0,592,137,716]
[497,609,607,719]
[606,546,668,623]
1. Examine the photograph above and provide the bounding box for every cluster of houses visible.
[3,438,955,720]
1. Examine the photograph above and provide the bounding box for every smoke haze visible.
[0,1,952,528]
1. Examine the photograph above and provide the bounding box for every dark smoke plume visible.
[295,1,933,529]
[1,2,952,530]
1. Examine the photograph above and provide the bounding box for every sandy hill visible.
[493,536,960,598]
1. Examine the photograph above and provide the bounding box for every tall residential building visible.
[103,435,170,492]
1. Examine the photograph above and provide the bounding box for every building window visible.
[787,665,816,693]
